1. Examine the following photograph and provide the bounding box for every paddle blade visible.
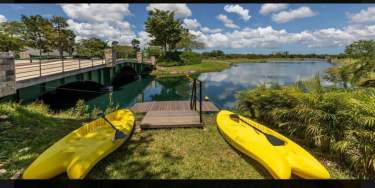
[112,130,127,141]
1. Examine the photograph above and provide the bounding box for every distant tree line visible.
[0,15,143,60]
[201,49,335,59]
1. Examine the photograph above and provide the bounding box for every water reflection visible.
[198,61,332,108]
[85,61,333,110]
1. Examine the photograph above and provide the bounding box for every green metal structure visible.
[15,60,154,103]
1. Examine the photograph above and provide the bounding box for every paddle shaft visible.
[231,114,285,146]
[102,116,122,133]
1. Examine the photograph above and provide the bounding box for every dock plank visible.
[140,111,202,129]
[131,100,219,113]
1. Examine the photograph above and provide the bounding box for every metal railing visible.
[190,78,203,123]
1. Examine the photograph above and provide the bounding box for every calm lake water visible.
[83,61,333,110]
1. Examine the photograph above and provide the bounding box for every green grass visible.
[151,60,230,77]
[0,102,352,179]
[207,57,328,64]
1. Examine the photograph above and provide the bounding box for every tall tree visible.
[176,30,205,51]
[50,16,69,59]
[145,9,184,52]
[21,15,54,58]
[62,29,76,56]
[344,40,375,83]
[76,38,107,58]
[0,21,25,52]
[131,39,140,52]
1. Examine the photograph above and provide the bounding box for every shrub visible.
[158,61,180,67]
[179,51,202,65]
[146,46,163,58]
[159,51,182,63]
[235,77,375,178]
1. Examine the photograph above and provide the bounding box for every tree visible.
[344,40,375,83]
[114,45,136,58]
[0,21,25,52]
[145,9,184,52]
[131,39,140,52]
[50,16,69,59]
[176,30,205,51]
[76,38,107,58]
[21,15,54,59]
[62,29,76,56]
[145,46,163,58]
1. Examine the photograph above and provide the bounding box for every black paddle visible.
[98,112,127,141]
[229,114,285,146]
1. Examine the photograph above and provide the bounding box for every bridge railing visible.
[15,58,105,81]
[15,55,155,81]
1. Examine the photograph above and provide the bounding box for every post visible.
[150,56,156,65]
[104,48,116,67]
[0,52,16,98]
[39,57,42,77]
[78,58,81,69]
[136,52,143,63]
[199,80,203,123]
[91,58,94,67]
[62,57,64,73]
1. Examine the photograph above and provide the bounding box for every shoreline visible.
[152,57,334,77]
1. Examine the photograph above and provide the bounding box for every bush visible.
[159,51,182,62]
[179,51,202,65]
[158,61,180,67]
[235,78,375,178]
[146,46,163,58]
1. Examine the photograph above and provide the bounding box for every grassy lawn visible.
[151,60,230,77]
[0,102,351,179]
[207,57,328,64]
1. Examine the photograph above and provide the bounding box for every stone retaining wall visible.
[0,52,16,98]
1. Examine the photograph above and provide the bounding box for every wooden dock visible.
[140,111,202,129]
[131,100,219,113]
[131,100,219,129]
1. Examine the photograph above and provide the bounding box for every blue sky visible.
[1,4,375,54]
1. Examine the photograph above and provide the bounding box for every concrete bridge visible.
[0,50,155,102]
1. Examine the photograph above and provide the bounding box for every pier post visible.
[136,52,143,63]
[0,52,16,98]
[103,48,117,91]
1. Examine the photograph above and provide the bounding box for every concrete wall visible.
[0,52,16,98]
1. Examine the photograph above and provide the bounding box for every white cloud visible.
[272,6,317,23]
[66,19,136,44]
[0,15,7,23]
[348,7,375,23]
[137,31,153,48]
[182,18,201,30]
[259,4,288,15]
[146,4,192,18]
[201,27,222,33]
[61,4,131,23]
[224,4,251,21]
[216,14,239,29]
[190,24,375,50]
[60,4,142,46]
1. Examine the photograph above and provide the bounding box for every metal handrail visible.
[190,78,203,124]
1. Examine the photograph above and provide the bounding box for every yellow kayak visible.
[216,110,330,179]
[22,109,135,179]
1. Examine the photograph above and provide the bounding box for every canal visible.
[42,61,333,111]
